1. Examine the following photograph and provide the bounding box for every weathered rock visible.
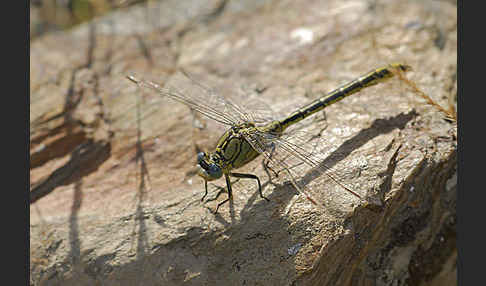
[30,0,457,285]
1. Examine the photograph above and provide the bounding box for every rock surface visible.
[30,0,457,285]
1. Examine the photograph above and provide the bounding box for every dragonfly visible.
[127,63,411,213]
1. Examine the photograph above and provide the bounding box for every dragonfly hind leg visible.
[213,173,269,214]
[230,172,269,202]
[262,142,280,180]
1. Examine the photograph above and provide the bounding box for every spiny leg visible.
[204,178,242,204]
[201,180,226,203]
[230,172,269,202]
[204,184,227,203]
[262,143,279,179]
[214,174,233,214]
[262,147,302,179]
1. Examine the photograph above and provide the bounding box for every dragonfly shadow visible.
[297,110,417,200]
[206,176,298,225]
[240,180,299,220]
[128,95,156,263]
[129,139,151,260]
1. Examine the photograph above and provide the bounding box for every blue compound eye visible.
[197,152,206,163]
[208,164,222,179]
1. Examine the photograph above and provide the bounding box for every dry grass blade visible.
[393,67,457,122]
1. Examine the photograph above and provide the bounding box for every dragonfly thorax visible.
[196,122,267,182]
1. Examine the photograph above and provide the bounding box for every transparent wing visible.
[227,84,277,125]
[127,72,241,126]
[177,71,278,125]
[125,71,277,128]
[244,128,364,209]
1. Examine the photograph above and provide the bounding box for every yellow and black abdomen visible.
[279,63,411,130]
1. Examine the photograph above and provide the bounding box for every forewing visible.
[127,71,246,126]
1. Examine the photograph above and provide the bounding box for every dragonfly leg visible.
[230,172,269,202]
[262,143,279,178]
[214,174,233,213]
[201,180,208,201]
[204,185,227,203]
[263,161,278,177]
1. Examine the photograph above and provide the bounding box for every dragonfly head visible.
[196,152,223,181]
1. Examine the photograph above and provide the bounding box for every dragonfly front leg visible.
[201,180,208,202]
[230,172,269,202]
